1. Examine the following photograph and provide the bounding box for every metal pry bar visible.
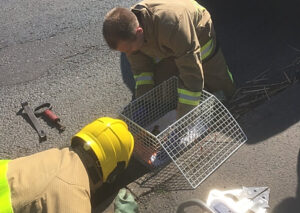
[21,102,47,141]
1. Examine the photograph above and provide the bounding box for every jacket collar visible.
[131,4,153,44]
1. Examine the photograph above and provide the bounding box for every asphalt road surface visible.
[0,0,138,158]
[1,0,299,212]
[1,0,298,156]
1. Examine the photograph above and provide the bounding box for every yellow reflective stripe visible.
[178,98,199,106]
[178,88,201,97]
[135,80,154,86]
[0,160,13,213]
[201,39,214,60]
[227,67,234,83]
[134,72,154,88]
[178,88,201,106]
[190,0,213,61]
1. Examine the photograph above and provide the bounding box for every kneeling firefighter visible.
[0,117,134,213]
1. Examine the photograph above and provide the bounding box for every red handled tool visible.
[34,103,66,132]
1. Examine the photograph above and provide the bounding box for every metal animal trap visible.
[120,77,247,188]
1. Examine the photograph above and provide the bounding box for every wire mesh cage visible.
[120,77,247,189]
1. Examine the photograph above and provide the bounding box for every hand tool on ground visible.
[21,102,47,141]
[34,103,66,132]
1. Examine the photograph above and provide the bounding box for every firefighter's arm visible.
[126,52,155,98]
[159,11,204,118]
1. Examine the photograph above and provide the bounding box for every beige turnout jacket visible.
[128,0,235,117]
[7,148,91,213]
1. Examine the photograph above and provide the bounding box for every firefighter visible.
[103,0,236,118]
[0,117,135,213]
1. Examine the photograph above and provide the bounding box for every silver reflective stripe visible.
[135,76,153,82]
[178,93,201,101]
[201,39,213,60]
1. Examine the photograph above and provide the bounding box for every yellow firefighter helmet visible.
[71,117,134,182]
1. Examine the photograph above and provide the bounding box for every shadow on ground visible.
[120,52,135,95]
[91,157,149,211]
[205,0,300,144]
[272,149,300,213]
[240,83,300,144]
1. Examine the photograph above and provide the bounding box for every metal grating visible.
[120,77,247,188]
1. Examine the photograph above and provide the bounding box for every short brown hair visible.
[103,8,139,49]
